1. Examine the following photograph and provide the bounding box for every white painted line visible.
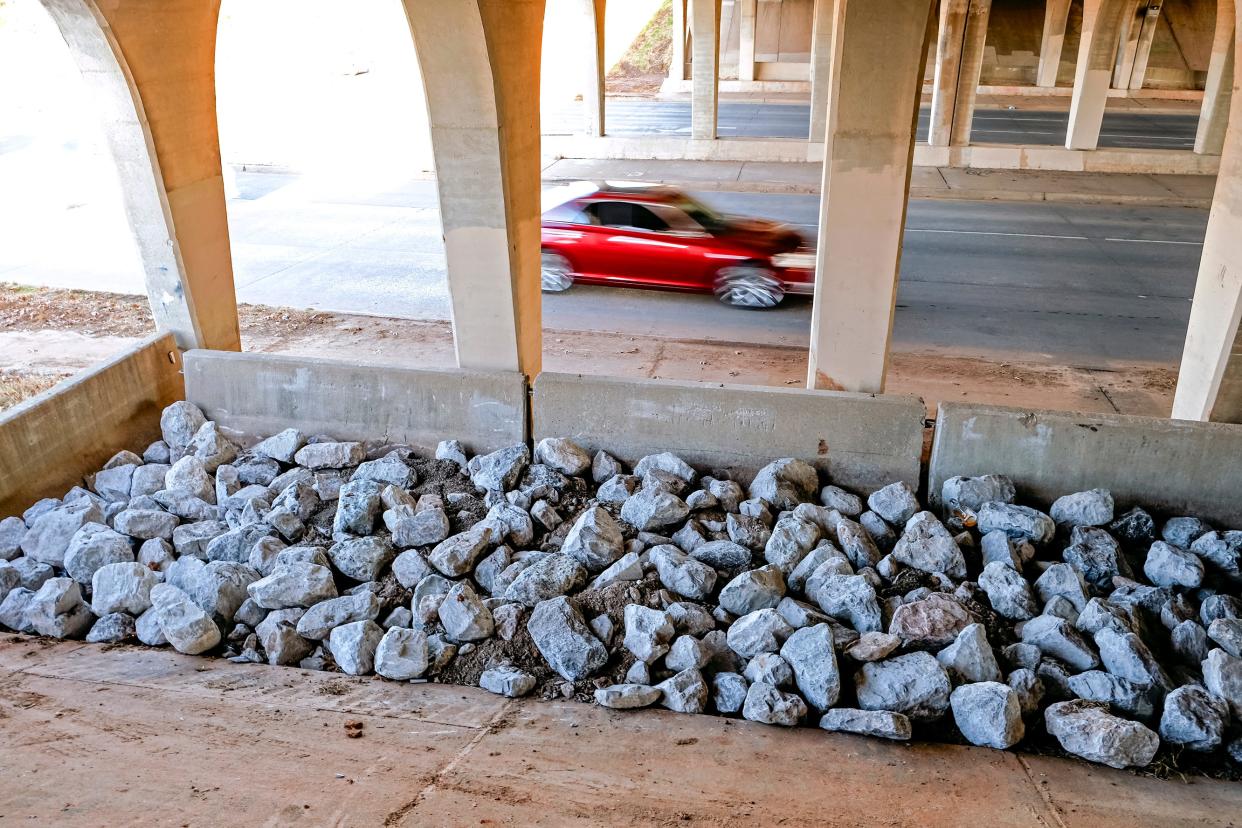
[1103,237,1203,246]
[905,228,1089,240]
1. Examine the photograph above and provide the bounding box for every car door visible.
[576,200,706,289]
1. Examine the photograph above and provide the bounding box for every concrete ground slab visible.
[0,636,1238,827]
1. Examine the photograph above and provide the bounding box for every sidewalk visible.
[1,636,1237,827]
[542,156,1217,207]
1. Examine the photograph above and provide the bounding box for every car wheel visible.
[713,265,784,309]
[541,251,575,293]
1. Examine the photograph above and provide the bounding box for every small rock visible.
[941,475,1015,514]
[937,623,1002,684]
[561,506,624,572]
[86,612,136,643]
[1203,648,1242,717]
[819,708,911,740]
[1020,615,1099,672]
[428,527,494,577]
[534,437,591,476]
[813,574,883,634]
[749,459,818,510]
[1208,618,1242,658]
[866,482,920,526]
[255,608,315,666]
[889,593,973,649]
[650,545,716,601]
[727,608,795,659]
[623,604,675,664]
[718,565,785,616]
[742,681,807,726]
[295,591,381,640]
[978,561,1038,621]
[468,444,530,492]
[594,683,661,709]
[780,623,840,710]
[504,553,587,607]
[1007,668,1044,716]
[845,631,900,662]
[328,536,395,582]
[1033,563,1089,612]
[1066,670,1154,719]
[150,582,220,654]
[438,582,494,642]
[293,441,365,470]
[654,668,708,714]
[1050,489,1113,528]
[478,665,536,697]
[891,512,966,580]
[976,502,1054,545]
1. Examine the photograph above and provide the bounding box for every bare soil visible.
[0,283,1177,418]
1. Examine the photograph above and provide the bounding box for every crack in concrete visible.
[385,699,516,826]
[1014,753,1071,828]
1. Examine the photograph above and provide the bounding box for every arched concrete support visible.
[1066,0,1130,150]
[738,0,757,82]
[929,0,992,148]
[807,0,936,394]
[1173,5,1242,422]
[578,0,607,137]
[1196,0,1236,155]
[808,0,833,143]
[1036,0,1073,87]
[402,0,545,378]
[40,0,240,352]
[690,0,722,139]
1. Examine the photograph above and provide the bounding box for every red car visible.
[540,182,815,308]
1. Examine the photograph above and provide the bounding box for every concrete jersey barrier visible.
[183,351,528,455]
[532,372,926,494]
[930,402,1242,526]
[0,333,183,517]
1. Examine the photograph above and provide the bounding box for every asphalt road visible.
[543,100,1199,150]
[0,163,1206,367]
[220,173,1205,366]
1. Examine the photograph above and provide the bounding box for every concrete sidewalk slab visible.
[0,636,1238,827]
[542,157,1215,207]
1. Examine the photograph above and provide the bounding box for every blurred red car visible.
[540,181,815,308]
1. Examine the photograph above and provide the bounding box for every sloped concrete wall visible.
[182,350,527,455]
[532,372,926,493]
[929,402,1242,525]
[0,333,183,517]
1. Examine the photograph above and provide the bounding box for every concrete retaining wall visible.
[532,372,926,493]
[929,402,1242,526]
[0,333,184,517]
[182,350,527,455]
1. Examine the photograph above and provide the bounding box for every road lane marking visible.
[1103,237,1203,245]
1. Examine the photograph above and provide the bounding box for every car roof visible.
[541,180,686,214]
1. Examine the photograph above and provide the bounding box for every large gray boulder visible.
[936,623,1002,684]
[560,507,624,572]
[21,501,104,567]
[866,481,920,526]
[247,563,338,609]
[620,487,689,532]
[150,583,221,655]
[718,565,785,617]
[438,582,494,642]
[779,623,839,710]
[1045,700,1159,769]
[855,652,952,722]
[91,562,157,616]
[1203,648,1242,717]
[1159,684,1229,752]
[328,619,383,675]
[527,596,607,681]
[891,512,966,580]
[428,527,494,577]
[650,545,716,601]
[64,523,135,585]
[374,627,430,680]
[255,608,315,666]
[1050,489,1113,529]
[978,561,1038,621]
[328,536,395,582]
[296,591,381,640]
[950,682,1024,749]
[504,553,587,607]
[623,604,674,664]
[749,459,818,510]
[26,577,93,639]
[742,681,806,726]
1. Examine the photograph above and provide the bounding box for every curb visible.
[540,175,1211,208]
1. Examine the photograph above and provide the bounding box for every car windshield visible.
[670,195,728,234]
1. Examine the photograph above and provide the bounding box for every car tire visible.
[541,251,575,293]
[713,265,784,309]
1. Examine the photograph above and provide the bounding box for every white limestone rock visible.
[150,582,220,655]
[819,708,912,740]
[855,652,952,722]
[374,627,430,680]
[328,619,384,675]
[950,681,1024,749]
[742,681,807,726]
[528,596,607,681]
[480,665,537,698]
[1045,700,1159,769]
[90,561,157,616]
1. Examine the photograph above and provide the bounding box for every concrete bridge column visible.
[580,0,607,137]
[738,0,757,82]
[1066,0,1130,150]
[1036,0,1072,87]
[929,0,992,147]
[1112,2,1145,88]
[1174,10,1242,422]
[1196,0,1235,155]
[403,0,545,377]
[671,0,689,82]
[807,0,936,393]
[1126,2,1162,90]
[808,0,833,144]
[41,0,241,352]
[690,0,722,139]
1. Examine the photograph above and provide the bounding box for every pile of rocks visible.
[1,401,1240,772]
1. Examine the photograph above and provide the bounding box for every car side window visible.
[543,202,588,224]
[585,202,669,233]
